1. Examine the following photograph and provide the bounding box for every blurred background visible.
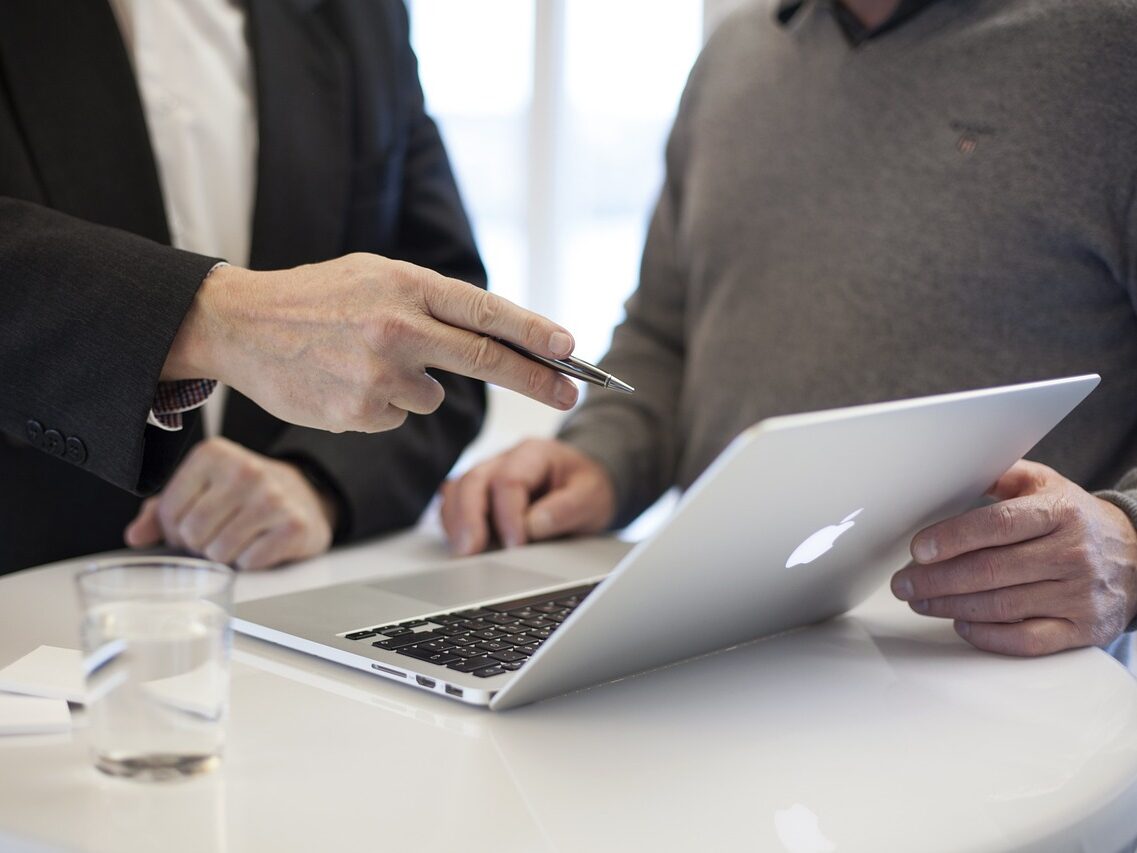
[407,0,746,457]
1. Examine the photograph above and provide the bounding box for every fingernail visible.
[956,621,971,638]
[503,532,522,549]
[912,537,937,563]
[893,577,914,600]
[455,532,473,556]
[548,331,573,358]
[911,599,928,613]
[554,380,578,409]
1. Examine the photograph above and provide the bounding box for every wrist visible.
[162,263,257,383]
[279,455,348,542]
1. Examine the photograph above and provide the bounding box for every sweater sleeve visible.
[556,70,701,528]
[1097,154,1137,633]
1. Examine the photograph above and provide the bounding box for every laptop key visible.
[483,584,598,613]
[380,627,413,637]
[373,634,429,650]
[489,650,527,663]
[396,646,437,660]
[344,630,377,640]
[456,608,495,619]
[473,665,506,678]
[450,646,484,658]
[397,619,428,628]
[471,628,506,640]
[499,661,525,671]
[484,614,520,626]
[399,647,460,665]
[475,640,511,653]
[447,656,499,673]
[417,640,456,653]
[449,635,477,646]
[437,624,472,637]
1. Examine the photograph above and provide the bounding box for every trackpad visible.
[368,562,562,609]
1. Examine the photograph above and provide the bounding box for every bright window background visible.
[408,1,748,537]
[409,1,702,363]
[409,1,703,471]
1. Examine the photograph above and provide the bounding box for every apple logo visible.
[785,509,863,569]
[774,803,835,853]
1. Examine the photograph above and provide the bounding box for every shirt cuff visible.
[148,379,218,431]
[147,261,228,432]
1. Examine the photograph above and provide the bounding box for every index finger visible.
[420,274,575,359]
[910,495,1060,564]
[417,323,580,410]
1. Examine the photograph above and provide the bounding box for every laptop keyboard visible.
[341,583,598,679]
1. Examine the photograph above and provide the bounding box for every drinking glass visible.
[76,557,234,781]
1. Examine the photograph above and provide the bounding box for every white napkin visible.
[0,694,71,736]
[0,645,85,704]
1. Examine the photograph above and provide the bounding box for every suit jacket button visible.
[43,429,64,456]
[25,420,43,447]
[65,436,88,465]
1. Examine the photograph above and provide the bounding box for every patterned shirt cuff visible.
[148,379,218,431]
[147,261,228,432]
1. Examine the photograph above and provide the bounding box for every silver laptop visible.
[233,375,1099,710]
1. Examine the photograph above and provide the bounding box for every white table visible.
[1,526,1136,853]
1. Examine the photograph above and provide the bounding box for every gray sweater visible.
[561,0,1137,533]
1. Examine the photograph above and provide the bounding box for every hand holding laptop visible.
[891,459,1137,657]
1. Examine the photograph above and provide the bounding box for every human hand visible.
[891,460,1137,655]
[162,254,580,433]
[124,437,336,571]
[440,438,616,556]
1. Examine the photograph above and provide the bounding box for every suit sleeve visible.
[0,196,220,494]
[264,5,486,542]
[555,67,703,528]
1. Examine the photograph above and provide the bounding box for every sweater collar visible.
[776,0,943,44]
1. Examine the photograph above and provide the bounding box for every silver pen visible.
[497,339,635,393]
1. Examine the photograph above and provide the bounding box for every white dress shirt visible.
[108,0,258,436]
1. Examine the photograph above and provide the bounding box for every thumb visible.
[525,479,609,541]
[987,459,1050,501]
[125,497,164,547]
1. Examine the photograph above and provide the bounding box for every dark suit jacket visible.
[0,0,486,574]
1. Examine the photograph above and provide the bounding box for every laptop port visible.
[416,676,436,689]
[445,684,464,698]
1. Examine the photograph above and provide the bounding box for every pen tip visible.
[609,378,635,394]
